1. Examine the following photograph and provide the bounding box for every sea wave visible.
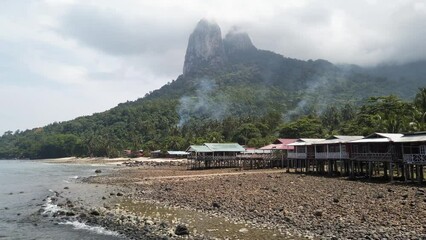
[61,221,121,237]
[42,197,62,215]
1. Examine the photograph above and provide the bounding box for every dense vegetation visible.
[1,46,425,159]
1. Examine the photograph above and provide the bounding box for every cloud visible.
[1,0,426,134]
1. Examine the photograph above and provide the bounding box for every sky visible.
[1,0,426,134]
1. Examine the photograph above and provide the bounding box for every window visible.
[420,145,426,155]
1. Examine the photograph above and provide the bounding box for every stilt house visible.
[287,138,325,172]
[186,143,245,169]
[348,133,403,180]
[312,135,363,175]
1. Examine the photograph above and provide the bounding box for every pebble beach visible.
[39,158,426,239]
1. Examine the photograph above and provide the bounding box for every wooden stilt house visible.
[398,132,426,182]
[287,138,325,172]
[259,139,297,168]
[312,135,363,175]
[186,143,245,169]
[349,133,403,180]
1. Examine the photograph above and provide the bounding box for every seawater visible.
[0,160,120,240]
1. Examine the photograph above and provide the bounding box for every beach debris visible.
[239,228,249,233]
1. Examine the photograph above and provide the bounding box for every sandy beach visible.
[42,157,426,239]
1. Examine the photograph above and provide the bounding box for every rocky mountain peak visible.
[183,19,227,76]
[224,29,256,53]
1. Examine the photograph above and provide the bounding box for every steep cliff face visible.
[183,19,227,76]
[223,30,257,54]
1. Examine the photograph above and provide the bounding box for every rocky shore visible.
[36,160,426,239]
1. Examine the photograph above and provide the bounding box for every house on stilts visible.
[312,135,364,175]
[258,138,297,168]
[186,143,245,169]
[399,132,426,183]
[348,133,403,180]
[287,138,325,172]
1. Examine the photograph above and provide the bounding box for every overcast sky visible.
[1,0,425,134]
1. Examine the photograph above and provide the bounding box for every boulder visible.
[175,224,189,235]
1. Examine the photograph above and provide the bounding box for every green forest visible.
[0,87,425,159]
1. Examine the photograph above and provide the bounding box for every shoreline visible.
[35,159,426,239]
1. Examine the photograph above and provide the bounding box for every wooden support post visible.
[368,161,372,180]
[390,162,394,182]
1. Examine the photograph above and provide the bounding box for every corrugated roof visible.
[350,133,403,143]
[314,135,364,145]
[167,151,190,155]
[204,143,245,152]
[186,145,212,153]
[288,138,326,146]
[350,138,392,143]
[274,138,298,145]
[397,133,426,143]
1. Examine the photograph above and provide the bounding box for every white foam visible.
[61,221,120,236]
[69,176,79,179]
[42,197,62,214]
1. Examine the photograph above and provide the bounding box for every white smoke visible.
[177,78,230,127]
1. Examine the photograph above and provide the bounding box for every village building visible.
[287,138,326,172]
[186,143,245,169]
[398,132,426,182]
[259,138,297,168]
[349,133,403,180]
[312,135,363,175]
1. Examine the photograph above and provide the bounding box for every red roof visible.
[260,139,297,150]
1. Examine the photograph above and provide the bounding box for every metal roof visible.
[167,151,190,155]
[186,145,212,153]
[204,143,245,152]
[260,143,293,150]
[397,133,426,143]
[350,133,403,143]
[261,138,296,150]
[314,135,364,145]
[350,138,393,143]
[288,138,326,146]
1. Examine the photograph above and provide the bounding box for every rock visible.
[402,194,409,199]
[183,19,227,76]
[95,169,102,174]
[314,210,323,217]
[224,30,256,54]
[212,201,220,208]
[333,198,339,203]
[90,210,100,216]
[66,211,75,216]
[64,187,69,190]
[376,193,385,199]
[239,228,249,233]
[174,224,189,235]
[102,196,106,200]
[116,192,123,197]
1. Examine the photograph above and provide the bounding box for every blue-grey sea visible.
[0,160,121,240]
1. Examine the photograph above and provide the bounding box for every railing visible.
[287,152,307,159]
[351,153,394,162]
[403,154,426,164]
[315,152,349,159]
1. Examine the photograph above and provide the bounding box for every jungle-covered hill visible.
[1,19,425,159]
